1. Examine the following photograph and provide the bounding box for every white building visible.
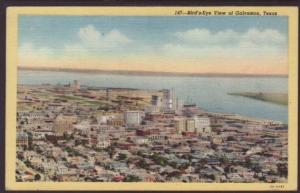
[97,115,115,125]
[96,135,111,149]
[74,121,90,135]
[147,135,166,142]
[133,137,149,145]
[162,89,173,111]
[194,117,210,128]
[194,117,211,135]
[124,111,142,126]
[56,165,68,175]
[73,80,80,91]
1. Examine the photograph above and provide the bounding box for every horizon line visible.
[18,66,289,78]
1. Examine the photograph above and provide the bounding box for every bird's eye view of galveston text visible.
[16,15,288,183]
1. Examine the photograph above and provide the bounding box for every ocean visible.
[18,70,288,123]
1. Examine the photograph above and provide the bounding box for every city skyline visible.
[19,16,288,75]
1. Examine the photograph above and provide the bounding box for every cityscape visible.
[15,14,289,184]
[16,80,288,183]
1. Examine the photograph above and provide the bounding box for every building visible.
[151,95,161,106]
[96,135,111,149]
[133,137,149,145]
[194,117,210,128]
[175,118,186,133]
[53,116,74,136]
[161,89,173,111]
[73,80,80,91]
[174,98,183,113]
[186,118,195,132]
[56,165,68,176]
[150,95,162,112]
[107,119,124,127]
[194,116,211,135]
[182,104,199,117]
[97,115,109,124]
[106,88,110,101]
[124,111,142,126]
[147,135,166,142]
[175,116,211,134]
[198,127,212,136]
[17,130,29,147]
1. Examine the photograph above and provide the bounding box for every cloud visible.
[105,29,131,44]
[19,42,53,59]
[59,24,132,58]
[164,28,287,59]
[174,28,286,46]
[242,28,285,45]
[78,24,101,45]
[175,29,238,45]
[77,24,131,49]
[19,25,132,67]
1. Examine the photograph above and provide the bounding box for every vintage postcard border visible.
[6,6,298,191]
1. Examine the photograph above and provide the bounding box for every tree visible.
[259,176,266,182]
[220,156,230,164]
[277,163,287,177]
[244,158,252,168]
[170,162,178,169]
[124,175,142,182]
[252,163,262,173]
[34,174,41,181]
[24,159,31,168]
[151,153,168,166]
[137,150,144,157]
[106,146,116,159]
[117,153,127,161]
[137,159,149,169]
[227,136,235,141]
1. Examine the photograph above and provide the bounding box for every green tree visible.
[117,153,127,161]
[138,159,149,169]
[220,156,230,164]
[124,175,142,182]
[34,174,41,181]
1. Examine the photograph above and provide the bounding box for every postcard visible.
[5,6,298,191]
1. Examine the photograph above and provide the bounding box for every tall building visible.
[73,80,80,91]
[162,89,173,111]
[106,88,110,101]
[148,95,162,113]
[175,98,184,113]
[53,116,74,136]
[151,95,161,106]
[124,111,142,126]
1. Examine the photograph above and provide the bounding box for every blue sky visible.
[18,16,288,74]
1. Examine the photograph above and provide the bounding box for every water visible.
[18,70,288,123]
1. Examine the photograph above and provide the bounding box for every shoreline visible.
[18,83,287,124]
[18,66,288,78]
[228,92,288,106]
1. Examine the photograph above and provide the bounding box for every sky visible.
[19,16,288,75]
